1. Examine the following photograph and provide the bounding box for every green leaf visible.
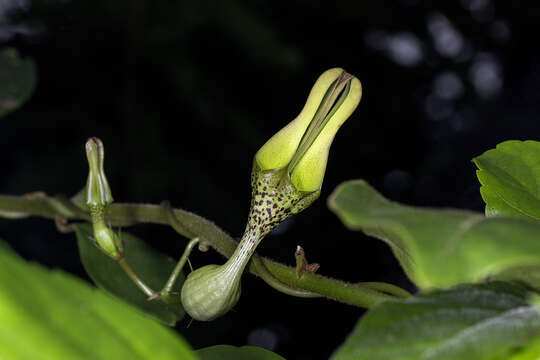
[76,224,185,325]
[507,336,540,360]
[328,180,540,289]
[197,345,285,360]
[0,48,36,117]
[0,240,197,360]
[473,140,540,221]
[331,282,540,360]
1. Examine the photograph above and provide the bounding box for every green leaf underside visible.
[197,345,286,360]
[331,282,540,360]
[473,140,540,221]
[76,224,185,325]
[0,240,196,360]
[0,48,36,117]
[328,180,540,289]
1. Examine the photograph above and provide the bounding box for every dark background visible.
[1,0,540,359]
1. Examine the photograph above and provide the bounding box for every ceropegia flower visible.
[181,68,362,321]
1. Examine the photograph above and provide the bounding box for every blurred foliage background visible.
[1,0,540,358]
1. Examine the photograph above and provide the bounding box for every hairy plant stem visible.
[0,193,410,307]
[162,237,200,294]
[118,257,155,297]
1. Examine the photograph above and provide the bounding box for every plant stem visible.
[161,237,200,294]
[357,282,412,298]
[118,257,155,297]
[251,256,320,298]
[0,193,410,308]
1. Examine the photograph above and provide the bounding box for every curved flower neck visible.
[223,162,321,276]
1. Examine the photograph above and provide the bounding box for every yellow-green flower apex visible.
[255,68,362,192]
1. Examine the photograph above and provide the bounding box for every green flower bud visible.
[85,137,122,259]
[180,69,361,321]
[86,137,113,208]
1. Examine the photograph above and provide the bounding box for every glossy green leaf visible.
[473,140,540,221]
[331,282,540,360]
[197,345,285,360]
[0,240,197,360]
[76,224,185,325]
[0,48,36,117]
[328,180,540,289]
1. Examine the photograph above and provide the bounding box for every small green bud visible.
[84,137,122,259]
[85,137,113,208]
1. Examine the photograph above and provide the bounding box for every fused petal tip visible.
[255,68,362,192]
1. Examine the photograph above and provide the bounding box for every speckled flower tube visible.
[181,68,362,321]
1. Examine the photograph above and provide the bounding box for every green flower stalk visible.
[85,137,123,260]
[181,68,362,321]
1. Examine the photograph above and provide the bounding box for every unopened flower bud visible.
[84,137,122,259]
[85,137,113,208]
